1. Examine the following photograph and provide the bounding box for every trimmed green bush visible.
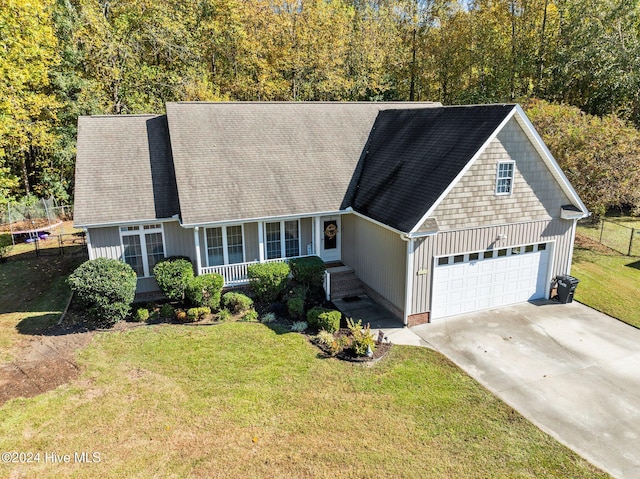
[153,258,194,302]
[159,303,175,319]
[186,273,224,308]
[217,309,232,321]
[240,309,259,322]
[287,297,305,319]
[307,307,341,333]
[247,262,290,302]
[186,307,199,322]
[289,256,325,290]
[134,308,150,322]
[197,306,211,318]
[221,291,253,314]
[67,258,137,326]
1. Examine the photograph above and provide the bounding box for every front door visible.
[320,216,341,262]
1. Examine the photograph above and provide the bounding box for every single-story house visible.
[73,102,589,326]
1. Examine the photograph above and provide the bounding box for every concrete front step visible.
[328,268,366,300]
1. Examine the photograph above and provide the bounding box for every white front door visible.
[320,216,341,262]
[431,243,551,321]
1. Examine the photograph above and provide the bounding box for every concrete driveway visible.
[411,300,640,479]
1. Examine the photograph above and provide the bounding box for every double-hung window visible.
[120,224,166,277]
[495,161,515,195]
[265,220,300,259]
[206,225,245,266]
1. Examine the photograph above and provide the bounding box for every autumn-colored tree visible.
[527,99,640,219]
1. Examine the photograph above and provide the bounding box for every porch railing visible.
[200,255,315,287]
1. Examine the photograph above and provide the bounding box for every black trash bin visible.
[556,275,579,303]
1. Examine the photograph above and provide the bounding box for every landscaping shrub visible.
[307,307,341,333]
[247,262,290,302]
[67,258,137,326]
[0,233,13,262]
[159,303,175,319]
[260,312,276,323]
[217,309,232,321]
[289,256,325,290]
[175,309,187,322]
[290,321,308,332]
[287,297,305,319]
[346,317,376,356]
[186,273,224,309]
[221,291,253,314]
[240,309,259,322]
[134,308,149,322]
[197,306,211,318]
[186,307,199,322]
[153,258,194,302]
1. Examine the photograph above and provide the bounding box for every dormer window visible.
[496,161,515,195]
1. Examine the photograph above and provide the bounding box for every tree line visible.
[1,0,640,217]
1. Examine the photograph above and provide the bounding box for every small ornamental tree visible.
[153,258,194,302]
[67,258,137,326]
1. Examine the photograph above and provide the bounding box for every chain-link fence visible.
[578,218,640,256]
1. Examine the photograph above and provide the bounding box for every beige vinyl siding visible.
[87,226,122,260]
[342,214,406,315]
[244,222,259,261]
[300,218,313,256]
[164,221,196,259]
[411,219,574,315]
[428,117,572,231]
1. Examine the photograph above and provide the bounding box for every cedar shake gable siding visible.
[343,105,516,233]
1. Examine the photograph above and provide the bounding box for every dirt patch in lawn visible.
[0,325,94,406]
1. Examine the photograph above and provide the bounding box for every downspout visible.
[566,218,578,275]
[400,233,413,327]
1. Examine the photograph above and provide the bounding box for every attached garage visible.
[430,243,552,320]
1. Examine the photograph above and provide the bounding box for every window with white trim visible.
[265,220,300,259]
[206,225,245,266]
[120,224,165,277]
[495,161,515,195]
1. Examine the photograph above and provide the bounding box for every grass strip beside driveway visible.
[0,322,607,478]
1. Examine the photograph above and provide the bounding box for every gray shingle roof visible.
[343,105,516,232]
[165,102,439,226]
[74,115,179,227]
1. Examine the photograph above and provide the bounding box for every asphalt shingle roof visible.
[343,105,515,232]
[74,115,179,227]
[165,102,438,226]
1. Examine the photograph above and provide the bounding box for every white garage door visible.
[431,243,551,320]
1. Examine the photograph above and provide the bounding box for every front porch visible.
[191,214,342,287]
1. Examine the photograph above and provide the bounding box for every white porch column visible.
[257,221,265,262]
[193,227,202,274]
[314,216,322,258]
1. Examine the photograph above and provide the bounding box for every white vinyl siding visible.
[119,224,166,277]
[206,225,245,267]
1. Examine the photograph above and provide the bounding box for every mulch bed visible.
[312,328,393,363]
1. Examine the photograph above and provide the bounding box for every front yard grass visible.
[0,322,606,478]
[571,237,640,328]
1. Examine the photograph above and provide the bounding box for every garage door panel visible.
[431,246,550,320]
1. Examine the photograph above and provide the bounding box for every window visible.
[438,257,449,266]
[265,222,281,259]
[469,253,479,261]
[120,224,165,277]
[496,161,515,195]
[206,225,245,266]
[265,220,300,259]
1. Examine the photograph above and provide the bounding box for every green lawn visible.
[578,218,640,256]
[572,240,640,328]
[0,322,606,478]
